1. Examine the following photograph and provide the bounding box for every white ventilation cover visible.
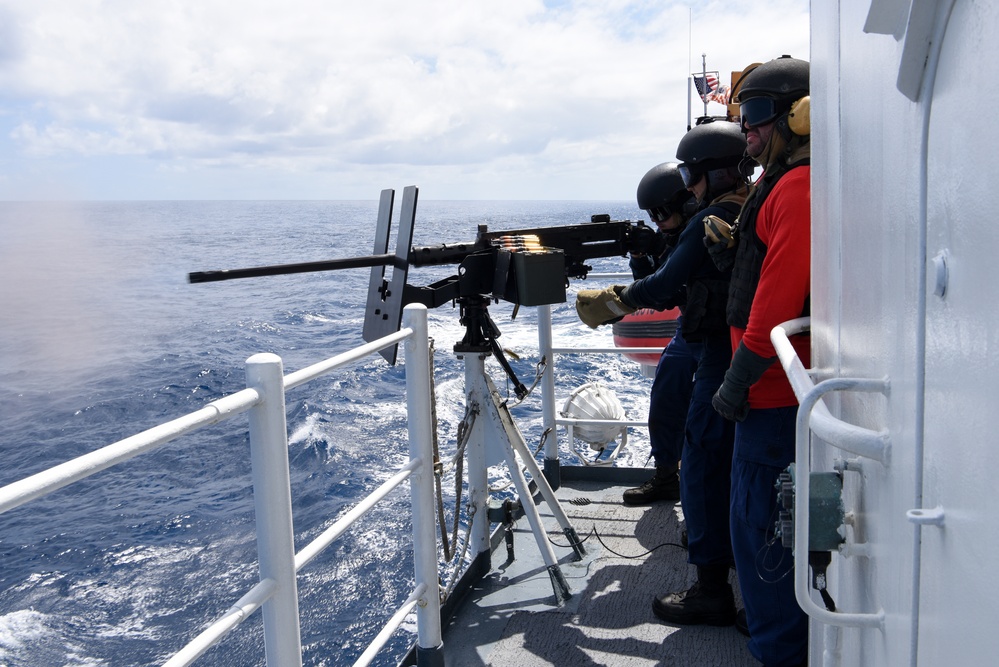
[561,382,626,448]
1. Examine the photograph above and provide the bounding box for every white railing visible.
[771,316,889,631]
[0,291,662,667]
[537,272,658,466]
[0,304,443,667]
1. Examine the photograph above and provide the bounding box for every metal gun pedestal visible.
[455,296,584,606]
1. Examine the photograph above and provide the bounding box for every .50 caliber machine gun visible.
[189,186,657,372]
[190,186,643,591]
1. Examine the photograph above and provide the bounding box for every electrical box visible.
[776,463,846,552]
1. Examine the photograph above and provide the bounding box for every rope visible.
[428,339,452,559]
[434,394,476,561]
[441,502,475,603]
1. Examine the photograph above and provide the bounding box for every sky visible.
[0,0,810,201]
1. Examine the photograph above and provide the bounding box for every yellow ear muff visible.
[788,96,810,135]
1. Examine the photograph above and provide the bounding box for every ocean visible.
[0,199,655,666]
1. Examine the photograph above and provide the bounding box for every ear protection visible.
[682,196,700,219]
[788,96,810,135]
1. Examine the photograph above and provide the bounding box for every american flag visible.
[692,71,720,102]
[707,84,731,106]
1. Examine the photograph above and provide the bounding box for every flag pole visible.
[701,53,708,118]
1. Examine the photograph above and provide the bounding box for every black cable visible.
[809,551,837,612]
[546,524,687,560]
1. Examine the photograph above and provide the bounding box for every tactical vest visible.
[727,161,809,329]
[682,197,743,342]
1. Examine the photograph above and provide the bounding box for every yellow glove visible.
[575,285,636,329]
[704,215,736,249]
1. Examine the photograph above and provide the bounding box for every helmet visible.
[675,120,747,186]
[734,56,809,129]
[636,162,694,221]
[735,55,809,104]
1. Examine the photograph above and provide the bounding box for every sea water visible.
[0,199,654,666]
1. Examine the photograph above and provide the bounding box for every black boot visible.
[652,564,736,626]
[622,465,679,505]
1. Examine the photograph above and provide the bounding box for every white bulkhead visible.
[809,1,999,665]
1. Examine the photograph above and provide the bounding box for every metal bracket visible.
[907,506,945,527]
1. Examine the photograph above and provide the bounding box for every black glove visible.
[705,238,737,272]
[712,341,776,422]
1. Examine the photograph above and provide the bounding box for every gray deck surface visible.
[440,476,759,666]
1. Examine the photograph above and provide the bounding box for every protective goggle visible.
[739,96,779,130]
[677,164,702,189]
[646,206,674,223]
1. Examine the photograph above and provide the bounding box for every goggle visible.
[740,96,779,130]
[647,206,674,223]
[677,164,702,189]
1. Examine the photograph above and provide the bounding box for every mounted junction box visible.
[776,463,846,552]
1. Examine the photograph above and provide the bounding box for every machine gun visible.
[189,186,656,375]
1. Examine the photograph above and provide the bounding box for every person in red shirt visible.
[709,56,811,667]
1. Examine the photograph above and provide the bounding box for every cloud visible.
[0,0,809,199]
[0,7,23,65]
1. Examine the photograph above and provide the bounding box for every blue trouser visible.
[648,325,699,468]
[679,335,734,566]
[730,406,808,667]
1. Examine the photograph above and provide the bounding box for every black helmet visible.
[675,120,746,185]
[734,56,809,128]
[636,162,693,219]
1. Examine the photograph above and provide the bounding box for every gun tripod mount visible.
[456,323,586,606]
[453,295,530,401]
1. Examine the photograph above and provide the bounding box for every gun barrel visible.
[188,219,653,284]
[188,253,398,283]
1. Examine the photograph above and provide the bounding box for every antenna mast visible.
[686,9,692,130]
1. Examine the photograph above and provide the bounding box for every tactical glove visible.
[703,214,738,271]
[712,341,777,422]
[706,241,736,272]
[575,285,637,329]
[704,215,736,248]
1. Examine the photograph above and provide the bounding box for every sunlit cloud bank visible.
[0,0,809,200]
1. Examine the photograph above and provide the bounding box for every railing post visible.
[402,305,444,666]
[537,304,561,489]
[245,353,303,667]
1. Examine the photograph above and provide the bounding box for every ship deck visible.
[436,468,757,666]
